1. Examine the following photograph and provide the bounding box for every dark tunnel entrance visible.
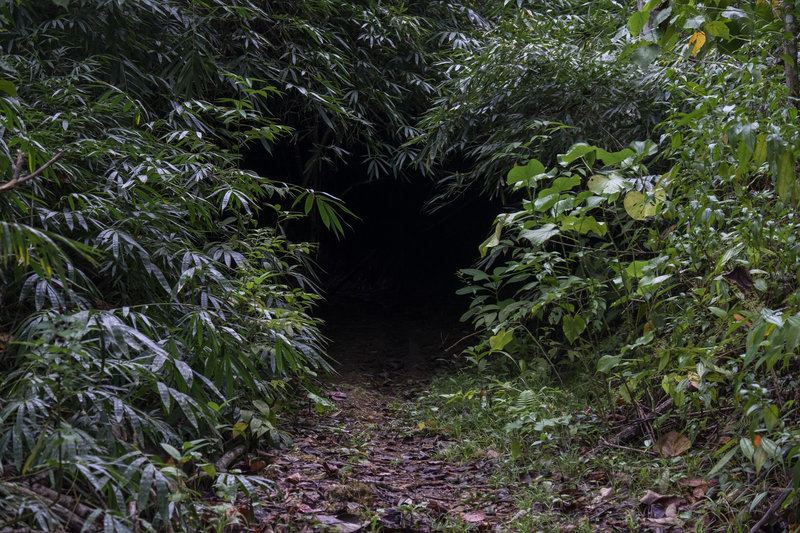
[244,147,501,376]
[320,178,490,303]
[313,174,501,378]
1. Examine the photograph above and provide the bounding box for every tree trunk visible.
[781,1,800,106]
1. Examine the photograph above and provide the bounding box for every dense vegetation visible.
[1,0,800,531]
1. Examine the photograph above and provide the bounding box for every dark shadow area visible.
[243,145,499,376]
[316,176,499,380]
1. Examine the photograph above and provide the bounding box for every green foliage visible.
[459,141,669,367]
[416,0,666,204]
[0,0,361,529]
[456,0,800,520]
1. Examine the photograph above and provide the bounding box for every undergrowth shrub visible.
[456,1,800,519]
[0,1,350,529]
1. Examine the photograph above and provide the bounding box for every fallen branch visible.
[4,483,96,533]
[30,483,94,520]
[216,444,247,473]
[749,484,793,533]
[191,444,248,485]
[0,149,68,194]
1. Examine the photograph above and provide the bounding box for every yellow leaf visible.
[624,187,665,220]
[643,320,653,335]
[689,31,706,57]
[418,421,426,430]
[232,421,248,438]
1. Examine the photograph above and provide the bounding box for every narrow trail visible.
[255,295,521,532]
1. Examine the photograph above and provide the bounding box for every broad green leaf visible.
[739,436,755,460]
[721,7,748,20]
[628,10,651,37]
[708,306,728,318]
[507,159,546,185]
[587,173,628,194]
[753,445,768,474]
[683,15,706,30]
[776,148,795,200]
[624,260,649,278]
[707,446,738,477]
[754,134,767,166]
[552,175,581,193]
[510,438,522,460]
[489,328,514,352]
[705,20,730,40]
[638,274,672,291]
[597,354,623,373]
[558,143,597,166]
[533,193,559,212]
[161,443,183,461]
[559,215,607,237]
[479,218,504,258]
[780,314,800,351]
[764,404,780,431]
[597,148,635,166]
[521,224,560,245]
[562,314,586,344]
[0,80,16,97]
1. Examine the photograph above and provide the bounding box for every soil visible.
[248,294,521,532]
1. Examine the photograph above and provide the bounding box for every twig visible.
[128,500,140,533]
[598,436,658,456]
[443,330,483,352]
[0,149,68,193]
[749,484,793,533]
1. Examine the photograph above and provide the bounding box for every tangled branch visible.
[0,149,67,193]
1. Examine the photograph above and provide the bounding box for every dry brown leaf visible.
[679,478,712,502]
[655,431,691,457]
[640,490,683,520]
[462,511,487,524]
[593,487,613,504]
[328,390,348,402]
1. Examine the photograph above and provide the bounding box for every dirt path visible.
[253,295,520,532]
[256,382,517,532]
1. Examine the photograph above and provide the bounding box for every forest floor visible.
[217,295,783,532]
[246,294,530,532]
